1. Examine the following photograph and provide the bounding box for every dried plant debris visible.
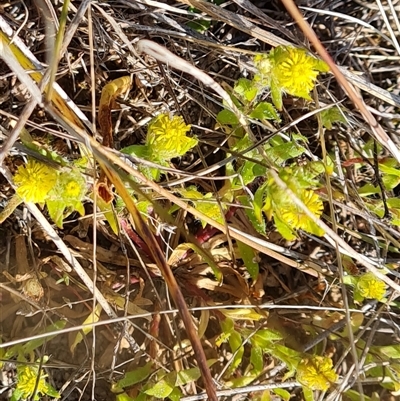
[1,1,400,400]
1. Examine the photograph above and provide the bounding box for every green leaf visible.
[250,102,280,121]
[273,388,291,401]
[250,346,263,375]
[270,344,302,372]
[240,161,258,185]
[274,215,296,240]
[176,367,201,386]
[234,78,258,103]
[72,200,85,216]
[42,382,60,398]
[250,329,283,349]
[95,195,118,234]
[264,142,305,165]
[144,376,175,398]
[112,362,153,393]
[358,183,380,196]
[226,375,256,388]
[254,184,268,230]
[233,133,254,152]
[387,198,400,208]
[221,317,234,335]
[46,199,67,228]
[270,79,283,111]
[217,109,239,125]
[22,139,68,167]
[11,387,23,401]
[70,304,102,354]
[374,344,400,359]
[23,321,66,355]
[302,386,314,401]
[116,393,135,401]
[186,19,211,33]
[228,330,244,372]
[343,275,358,287]
[320,107,346,129]
[181,187,226,229]
[344,390,372,401]
[238,194,266,235]
[168,387,182,401]
[121,144,151,159]
[134,391,148,401]
[291,132,309,143]
[383,174,400,190]
[236,240,259,280]
[378,162,400,177]
[253,163,267,177]
[300,160,325,179]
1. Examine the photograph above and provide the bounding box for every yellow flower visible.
[54,170,86,202]
[356,272,387,301]
[147,114,197,160]
[16,365,50,400]
[279,189,324,231]
[14,160,58,203]
[270,46,329,100]
[297,356,338,391]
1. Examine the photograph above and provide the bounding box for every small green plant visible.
[11,362,60,401]
[253,46,329,111]
[186,0,227,33]
[112,361,216,401]
[348,156,400,226]
[217,317,338,395]
[214,45,330,244]
[320,106,347,129]
[344,271,387,303]
[259,164,325,240]
[216,77,281,128]
[122,113,197,181]
[1,321,64,401]
[179,186,226,227]
[9,158,86,227]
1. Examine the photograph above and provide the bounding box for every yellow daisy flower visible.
[54,171,86,202]
[356,272,387,301]
[279,189,324,231]
[16,365,50,400]
[271,46,329,100]
[147,114,197,160]
[297,356,338,391]
[14,160,58,203]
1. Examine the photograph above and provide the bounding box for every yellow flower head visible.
[14,160,58,203]
[54,170,86,203]
[147,114,197,160]
[278,188,324,233]
[297,356,338,391]
[270,46,329,100]
[17,365,49,400]
[356,272,387,301]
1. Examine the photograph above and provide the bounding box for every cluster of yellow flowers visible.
[254,46,329,110]
[13,159,86,227]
